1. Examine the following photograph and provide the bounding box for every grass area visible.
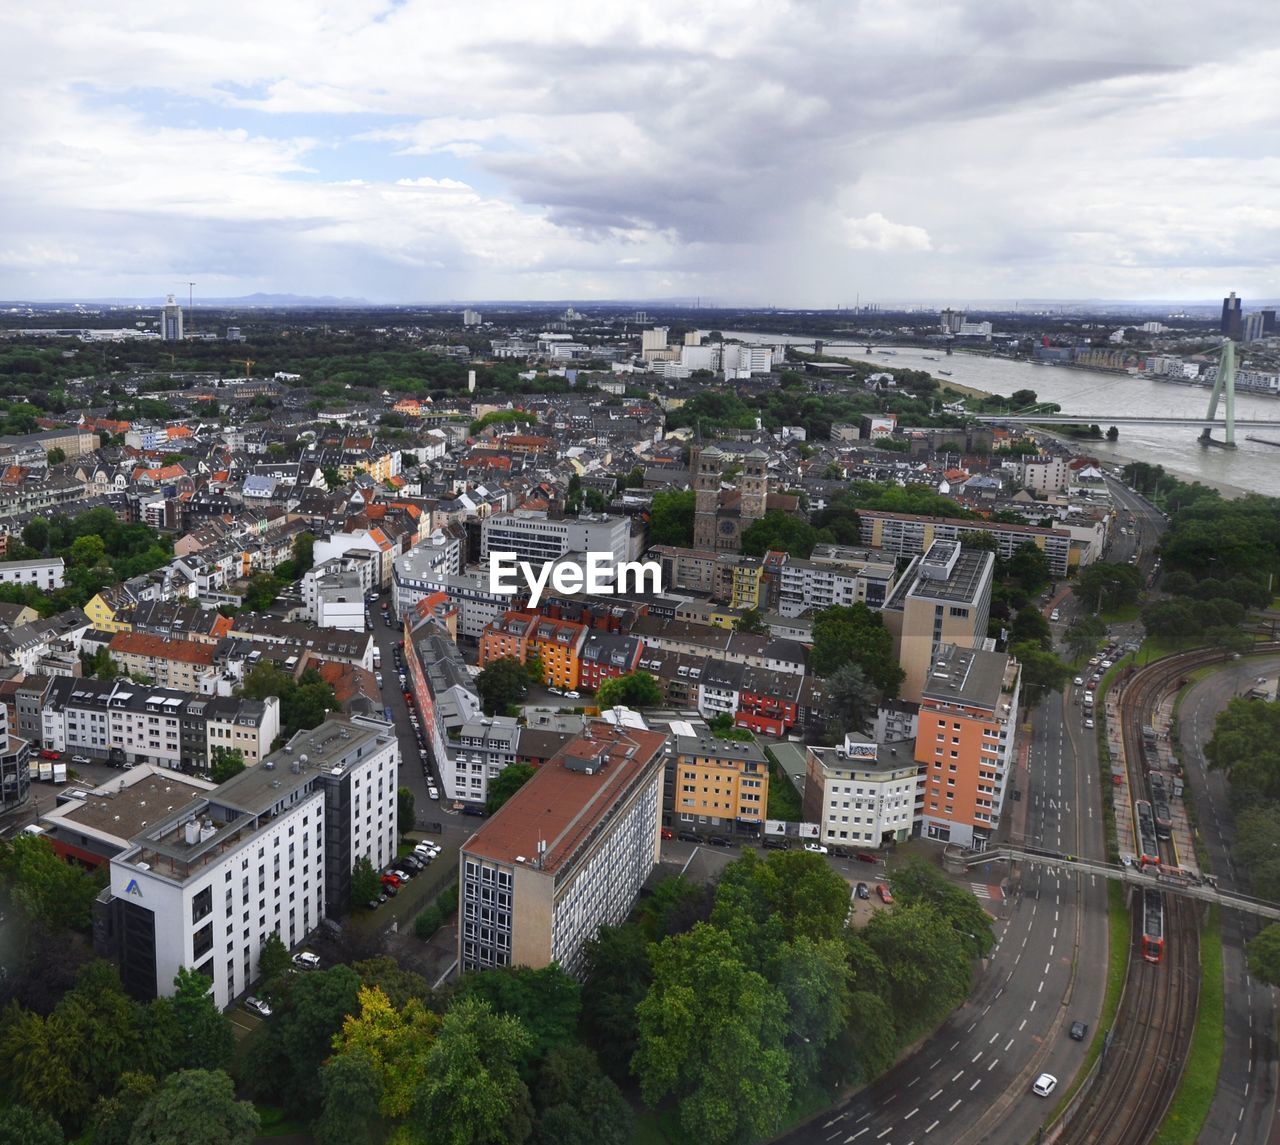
[1154,908,1223,1144]
[1100,603,1141,624]
[254,1102,310,1138]
[763,747,803,821]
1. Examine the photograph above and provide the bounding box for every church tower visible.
[692,445,723,550]
[739,447,769,522]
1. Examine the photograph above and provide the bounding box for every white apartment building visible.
[480,511,630,571]
[302,562,366,632]
[0,557,65,590]
[777,547,898,616]
[450,716,520,807]
[313,528,396,588]
[103,715,397,1009]
[803,733,919,847]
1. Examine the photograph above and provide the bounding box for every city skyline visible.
[3,0,1279,304]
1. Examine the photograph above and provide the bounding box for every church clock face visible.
[720,520,736,535]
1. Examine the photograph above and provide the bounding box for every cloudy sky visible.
[3,1,1279,305]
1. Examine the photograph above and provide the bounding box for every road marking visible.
[925,1121,939,1134]
[952,1070,964,1082]
[988,1057,1000,1071]
[905,1108,918,1120]
[1038,980,1044,993]
[877,1130,892,1140]
[907,1076,920,1087]
[970,1078,981,1091]
[930,1089,943,1101]
[1030,999,1037,1012]
[989,1032,999,1045]
[948,1099,962,1112]
[1005,1037,1015,1051]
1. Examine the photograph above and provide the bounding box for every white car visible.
[1101,659,1113,669]
[566,691,581,699]
[244,995,273,1018]
[1073,676,1084,686]
[1032,1073,1057,1097]
[1084,718,1095,729]
[414,844,441,859]
[291,952,320,970]
[71,755,91,765]
[427,786,440,801]
[803,842,829,855]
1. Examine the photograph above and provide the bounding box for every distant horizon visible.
[2,292,1275,315]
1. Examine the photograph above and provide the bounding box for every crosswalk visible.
[970,883,1004,902]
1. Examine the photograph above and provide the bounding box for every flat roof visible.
[463,723,666,876]
[921,644,1013,709]
[44,767,217,845]
[907,548,992,605]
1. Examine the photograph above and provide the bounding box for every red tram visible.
[1141,888,1164,963]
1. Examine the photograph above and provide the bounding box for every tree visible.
[595,671,662,709]
[314,1047,383,1145]
[89,1072,156,1145]
[332,986,439,1122]
[1142,598,1196,645]
[168,965,234,1072]
[258,933,293,987]
[734,608,767,634]
[1073,562,1143,613]
[0,834,104,931]
[776,936,851,1085]
[128,1069,259,1145]
[648,489,695,547]
[242,572,284,612]
[411,996,535,1145]
[580,924,652,1082]
[209,747,245,784]
[886,859,995,958]
[398,786,415,835]
[476,657,532,716]
[1009,605,1052,651]
[862,904,972,1036]
[1205,698,1280,805]
[0,1105,64,1145]
[810,603,904,695]
[1246,925,1280,987]
[241,965,363,1118]
[45,447,66,466]
[1233,805,1280,898]
[1010,642,1070,707]
[1000,541,1052,594]
[485,762,536,815]
[292,531,315,571]
[823,661,878,736]
[741,511,824,559]
[1065,614,1106,663]
[454,964,581,1074]
[531,1045,633,1145]
[632,923,790,1145]
[351,856,382,908]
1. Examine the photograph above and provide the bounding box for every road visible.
[1178,659,1280,1145]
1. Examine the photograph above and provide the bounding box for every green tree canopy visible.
[351,856,382,908]
[258,934,293,987]
[128,1069,259,1145]
[1073,561,1143,613]
[810,603,904,696]
[531,1045,633,1145]
[485,762,536,816]
[648,489,696,547]
[0,834,105,931]
[453,964,581,1074]
[398,786,415,835]
[741,511,825,559]
[1246,925,1280,987]
[1205,698,1280,806]
[595,671,661,709]
[476,657,534,716]
[1009,642,1070,707]
[209,747,245,784]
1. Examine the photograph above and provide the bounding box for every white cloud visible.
[1,1,1279,300]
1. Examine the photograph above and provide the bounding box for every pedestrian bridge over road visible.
[962,845,1280,922]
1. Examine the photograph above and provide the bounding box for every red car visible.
[855,852,878,864]
[660,828,673,840]
[39,749,60,760]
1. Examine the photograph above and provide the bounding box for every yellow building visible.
[529,616,589,692]
[84,586,134,633]
[730,559,765,611]
[668,733,769,834]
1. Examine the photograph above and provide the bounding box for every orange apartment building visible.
[478,610,589,693]
[913,642,1021,849]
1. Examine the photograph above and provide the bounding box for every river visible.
[723,332,1280,497]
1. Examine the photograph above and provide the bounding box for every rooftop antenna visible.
[183,281,195,336]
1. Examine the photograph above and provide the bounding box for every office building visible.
[940,308,965,334]
[458,722,666,976]
[1221,292,1243,341]
[857,509,1071,578]
[463,309,482,327]
[161,294,184,342]
[881,540,994,705]
[913,644,1020,849]
[803,732,919,847]
[1244,311,1265,343]
[101,714,398,1009]
[480,511,630,572]
[665,729,768,836]
[1262,309,1276,334]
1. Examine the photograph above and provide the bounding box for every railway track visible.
[1056,646,1280,1142]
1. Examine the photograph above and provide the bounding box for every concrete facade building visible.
[100,715,397,1009]
[913,644,1021,849]
[458,722,666,976]
[666,732,768,835]
[857,509,1071,578]
[803,732,919,847]
[0,558,65,591]
[480,511,630,572]
[881,541,994,706]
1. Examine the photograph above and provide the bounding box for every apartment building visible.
[802,732,919,848]
[857,509,1072,578]
[777,545,899,617]
[0,695,31,814]
[0,557,65,591]
[227,615,374,671]
[480,510,630,570]
[451,717,520,809]
[458,722,666,976]
[100,714,398,1009]
[665,731,768,836]
[913,643,1021,849]
[41,677,280,773]
[301,562,366,632]
[404,625,484,799]
[107,632,219,693]
[393,565,518,641]
[578,631,644,693]
[881,540,995,705]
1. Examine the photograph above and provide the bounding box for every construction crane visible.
[230,358,255,379]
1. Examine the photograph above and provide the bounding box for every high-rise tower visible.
[691,445,724,550]
[1220,292,1243,341]
[161,294,184,341]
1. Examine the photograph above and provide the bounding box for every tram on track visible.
[1134,800,1161,868]
[1141,888,1164,963]
[1149,773,1172,840]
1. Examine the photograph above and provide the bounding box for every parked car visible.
[566,691,581,699]
[71,755,91,765]
[383,882,399,897]
[804,842,829,854]
[660,827,674,840]
[876,883,894,904]
[39,749,60,760]
[856,882,870,900]
[292,952,321,971]
[1032,1073,1057,1097]
[763,837,790,850]
[244,995,272,1018]
[461,805,486,817]
[707,835,733,847]
[676,830,701,843]
[1073,676,1084,686]
[1084,718,1094,729]
[427,786,440,801]
[855,852,878,863]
